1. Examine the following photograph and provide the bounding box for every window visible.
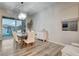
[2,16,23,36]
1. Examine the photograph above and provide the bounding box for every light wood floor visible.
[0,38,64,56]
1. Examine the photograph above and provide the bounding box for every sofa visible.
[61,43,79,56]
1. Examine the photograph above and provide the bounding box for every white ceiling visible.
[0,2,55,16]
[0,2,79,16]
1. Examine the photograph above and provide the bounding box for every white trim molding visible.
[48,40,66,46]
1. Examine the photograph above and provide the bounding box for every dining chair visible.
[12,31,21,44]
[43,31,48,42]
[36,30,48,42]
[23,31,35,46]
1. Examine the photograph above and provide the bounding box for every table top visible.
[17,32,27,37]
[17,32,27,40]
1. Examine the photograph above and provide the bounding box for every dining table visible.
[17,32,27,47]
[17,32,27,39]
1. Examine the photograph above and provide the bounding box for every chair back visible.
[44,31,48,41]
[12,31,19,42]
[27,31,35,43]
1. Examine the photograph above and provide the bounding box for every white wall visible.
[32,4,79,45]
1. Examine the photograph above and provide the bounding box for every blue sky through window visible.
[3,18,15,26]
[2,18,22,36]
[3,18,22,26]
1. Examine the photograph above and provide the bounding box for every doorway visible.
[2,16,24,39]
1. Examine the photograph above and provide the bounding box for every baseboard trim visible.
[48,40,66,46]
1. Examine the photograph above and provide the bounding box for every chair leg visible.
[22,42,35,47]
[27,43,30,47]
[22,43,29,47]
[27,43,33,47]
[30,43,32,46]
[22,42,27,47]
[31,43,35,46]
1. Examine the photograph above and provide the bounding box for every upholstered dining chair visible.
[12,31,21,44]
[43,31,48,42]
[36,30,48,42]
[23,31,35,46]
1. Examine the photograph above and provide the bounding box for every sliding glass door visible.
[2,17,23,37]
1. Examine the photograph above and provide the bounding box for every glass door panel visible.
[2,17,23,37]
[2,18,16,36]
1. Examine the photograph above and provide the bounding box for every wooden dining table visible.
[17,32,27,47]
[17,33,27,39]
